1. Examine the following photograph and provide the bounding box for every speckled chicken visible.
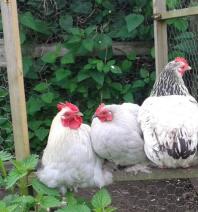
[37,102,112,195]
[138,57,198,168]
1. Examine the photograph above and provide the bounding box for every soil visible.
[78,179,198,212]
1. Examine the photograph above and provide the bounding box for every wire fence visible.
[167,0,198,100]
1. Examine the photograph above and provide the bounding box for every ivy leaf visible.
[33,83,48,92]
[111,83,122,91]
[31,179,60,196]
[35,127,49,141]
[91,188,111,209]
[82,39,94,52]
[55,69,71,81]
[95,34,112,49]
[70,1,92,14]
[61,53,75,64]
[132,80,145,88]
[27,97,43,115]
[39,196,62,208]
[110,65,122,74]
[42,52,58,64]
[23,57,32,76]
[41,92,54,103]
[20,12,50,35]
[166,18,188,32]
[123,92,134,102]
[90,72,105,86]
[125,14,144,32]
[59,15,73,31]
[77,71,90,82]
[140,68,149,78]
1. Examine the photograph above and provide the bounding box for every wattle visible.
[61,116,82,129]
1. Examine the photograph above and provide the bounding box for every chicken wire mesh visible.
[0,1,198,211]
[167,0,198,100]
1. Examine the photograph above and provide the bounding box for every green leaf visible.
[21,154,39,171]
[66,192,77,206]
[95,34,112,49]
[20,12,50,35]
[173,40,197,54]
[61,53,75,64]
[40,196,62,208]
[110,65,122,74]
[125,14,144,32]
[77,71,90,82]
[27,97,43,115]
[59,15,73,31]
[57,204,91,212]
[31,179,60,196]
[132,80,145,88]
[140,68,149,78]
[121,60,132,72]
[23,57,32,76]
[167,18,188,32]
[123,92,134,102]
[90,72,104,86]
[55,69,71,81]
[111,83,122,91]
[33,83,48,92]
[35,127,49,141]
[41,92,54,103]
[0,88,8,98]
[91,188,111,209]
[127,52,136,61]
[70,1,92,14]
[175,32,195,40]
[6,169,27,189]
[82,39,94,52]
[96,60,104,72]
[0,151,13,162]
[11,195,35,208]
[42,52,58,64]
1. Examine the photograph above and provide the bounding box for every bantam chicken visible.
[37,102,112,195]
[138,57,198,168]
[91,102,150,174]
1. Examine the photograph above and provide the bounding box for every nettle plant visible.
[0,151,116,212]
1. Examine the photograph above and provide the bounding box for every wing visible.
[138,95,198,168]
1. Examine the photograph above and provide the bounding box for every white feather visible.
[138,95,198,168]
[37,108,112,192]
[91,103,147,166]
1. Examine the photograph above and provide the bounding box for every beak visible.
[92,114,97,120]
[77,112,83,116]
[187,66,191,71]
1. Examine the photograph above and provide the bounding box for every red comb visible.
[174,57,188,64]
[57,102,79,112]
[96,103,105,113]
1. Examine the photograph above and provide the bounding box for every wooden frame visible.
[1,0,30,160]
[0,0,198,180]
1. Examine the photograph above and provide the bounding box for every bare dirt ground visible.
[78,179,198,212]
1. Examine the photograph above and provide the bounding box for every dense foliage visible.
[0,0,195,153]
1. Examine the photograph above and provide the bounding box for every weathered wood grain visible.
[153,0,168,78]
[1,0,30,160]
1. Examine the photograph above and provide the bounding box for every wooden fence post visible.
[153,0,168,78]
[1,0,30,160]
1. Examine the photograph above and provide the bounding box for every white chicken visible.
[91,102,150,174]
[138,57,198,168]
[37,102,112,195]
